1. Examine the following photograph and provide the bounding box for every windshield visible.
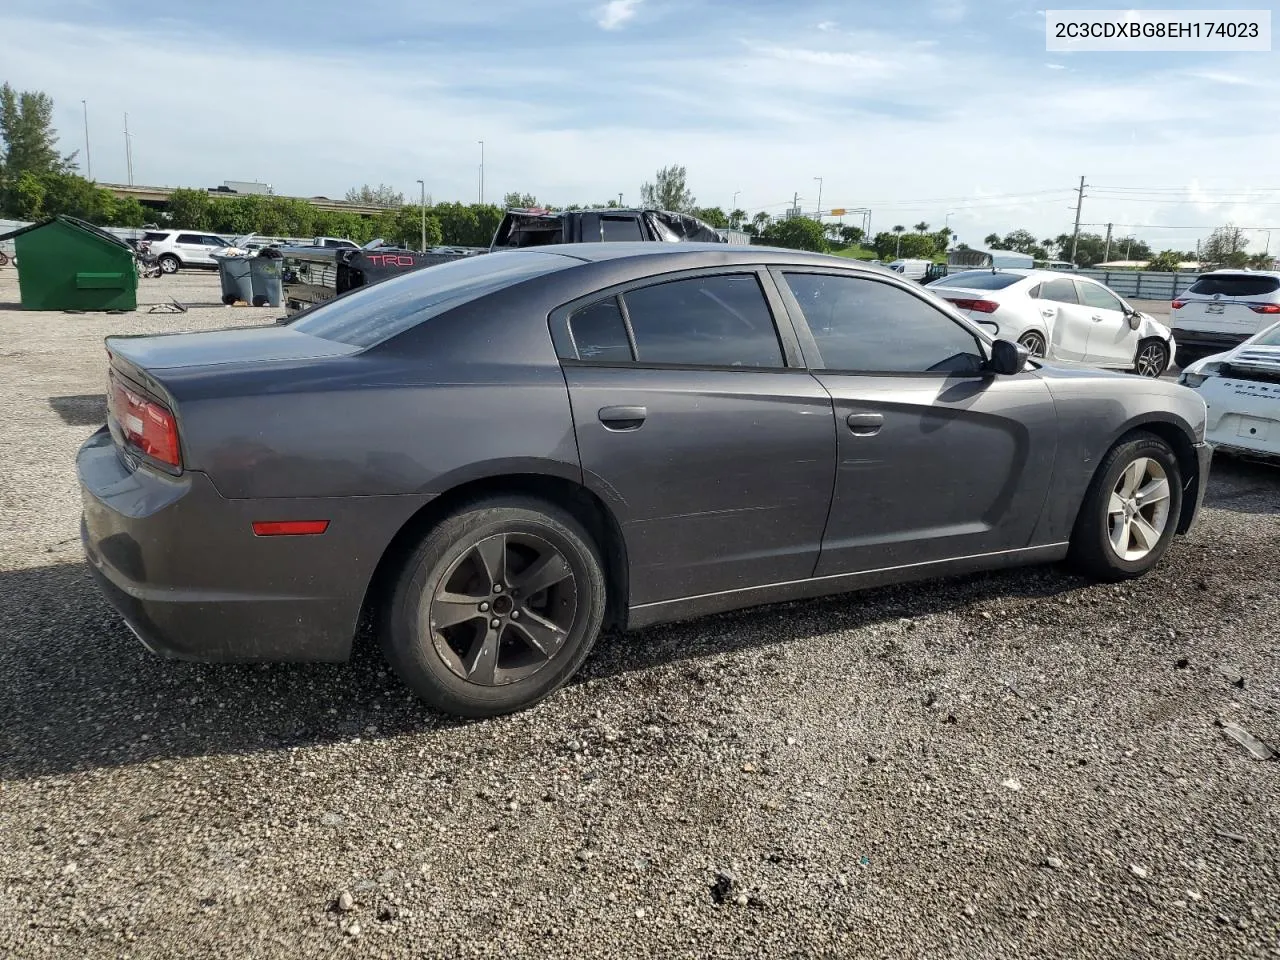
[1254,322,1280,347]
[931,271,1022,290]
[287,251,575,347]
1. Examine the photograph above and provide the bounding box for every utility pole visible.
[123,112,133,186]
[81,100,92,181]
[732,190,740,211]
[617,192,623,207]
[813,177,823,220]
[477,140,484,205]
[1102,222,1113,263]
[1069,175,1087,266]
[1124,236,1132,260]
[792,191,799,218]
[416,179,426,251]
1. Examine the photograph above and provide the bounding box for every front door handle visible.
[1041,308,1055,318]
[1092,315,1105,322]
[846,412,884,436]
[598,405,647,430]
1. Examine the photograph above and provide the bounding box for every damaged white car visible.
[1178,319,1280,462]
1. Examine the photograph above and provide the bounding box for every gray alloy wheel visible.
[1068,431,1182,581]
[382,495,607,717]
[428,531,579,686]
[1134,339,1168,378]
[158,254,180,274]
[1017,330,1047,358]
[1105,456,1172,562]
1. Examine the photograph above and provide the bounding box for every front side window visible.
[176,233,203,244]
[783,272,985,375]
[621,274,784,368]
[1077,281,1124,313]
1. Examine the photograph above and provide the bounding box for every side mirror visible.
[1127,312,1142,330]
[988,338,1030,375]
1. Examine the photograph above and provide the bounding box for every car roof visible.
[525,241,893,271]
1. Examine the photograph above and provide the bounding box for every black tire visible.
[1133,338,1169,378]
[158,254,180,274]
[1068,432,1183,582]
[381,495,607,717]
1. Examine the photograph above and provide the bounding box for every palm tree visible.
[914,221,930,234]
[1248,251,1274,269]
[752,211,771,232]
[984,232,1001,247]
[892,224,905,257]
[730,208,747,230]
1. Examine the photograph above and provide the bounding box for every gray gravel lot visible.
[0,269,1277,959]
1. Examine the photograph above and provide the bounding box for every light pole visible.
[813,177,823,219]
[945,211,954,231]
[81,100,92,181]
[416,179,426,251]
[477,140,484,205]
[123,112,133,186]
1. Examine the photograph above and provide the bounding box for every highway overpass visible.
[98,183,395,218]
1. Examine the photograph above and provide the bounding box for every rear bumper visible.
[1171,328,1250,354]
[77,426,428,663]
[1198,378,1280,461]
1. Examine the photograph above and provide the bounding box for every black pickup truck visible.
[281,207,723,315]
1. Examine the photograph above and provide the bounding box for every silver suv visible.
[141,230,235,273]
[1171,269,1280,367]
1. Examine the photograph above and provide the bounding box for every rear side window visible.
[1187,274,1280,298]
[142,231,168,242]
[621,274,784,368]
[1038,278,1079,304]
[288,251,574,348]
[601,217,644,242]
[569,297,633,362]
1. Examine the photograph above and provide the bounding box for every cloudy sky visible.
[3,0,1279,251]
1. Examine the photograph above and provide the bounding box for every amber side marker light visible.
[251,520,330,537]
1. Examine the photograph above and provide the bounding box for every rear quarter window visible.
[287,251,574,348]
[1187,275,1280,298]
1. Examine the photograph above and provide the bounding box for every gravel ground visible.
[0,269,1277,960]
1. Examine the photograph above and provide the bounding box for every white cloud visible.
[1046,62,1065,70]
[595,0,641,30]
[817,20,837,32]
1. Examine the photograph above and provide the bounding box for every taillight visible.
[108,374,181,468]
[1171,299,1186,310]
[946,297,999,314]
[1249,303,1280,314]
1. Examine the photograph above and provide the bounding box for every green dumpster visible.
[0,215,138,311]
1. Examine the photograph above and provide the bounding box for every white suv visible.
[1170,270,1280,367]
[141,230,235,273]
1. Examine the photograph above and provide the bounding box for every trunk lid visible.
[105,325,361,373]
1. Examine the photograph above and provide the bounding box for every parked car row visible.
[80,243,1212,717]
[140,230,360,273]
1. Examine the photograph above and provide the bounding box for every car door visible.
[554,268,837,606]
[1033,276,1091,363]
[1075,279,1135,368]
[772,268,1058,576]
[175,233,207,264]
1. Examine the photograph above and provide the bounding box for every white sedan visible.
[1178,319,1280,462]
[926,269,1176,377]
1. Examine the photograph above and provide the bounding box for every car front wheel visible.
[158,254,180,274]
[1068,432,1183,581]
[382,495,607,717]
[1134,338,1169,378]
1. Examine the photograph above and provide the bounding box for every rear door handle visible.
[1092,315,1105,322]
[1041,308,1055,318]
[598,405,647,430]
[846,412,884,436]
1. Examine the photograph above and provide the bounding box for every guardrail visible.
[1074,269,1202,300]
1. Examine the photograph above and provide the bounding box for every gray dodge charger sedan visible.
[79,243,1212,716]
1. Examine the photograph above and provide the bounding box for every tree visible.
[639,164,695,212]
[1145,250,1182,272]
[345,183,404,206]
[761,216,827,252]
[1248,251,1275,269]
[751,211,771,232]
[984,232,1003,249]
[913,221,930,234]
[891,224,906,257]
[3,170,45,218]
[838,224,865,246]
[729,208,747,230]
[1199,224,1248,269]
[691,206,728,228]
[502,191,539,209]
[167,188,213,229]
[0,83,77,179]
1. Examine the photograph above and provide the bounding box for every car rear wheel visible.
[1133,338,1169,378]
[1017,330,1047,358]
[158,254,180,274]
[381,495,607,717]
[1068,432,1182,581]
